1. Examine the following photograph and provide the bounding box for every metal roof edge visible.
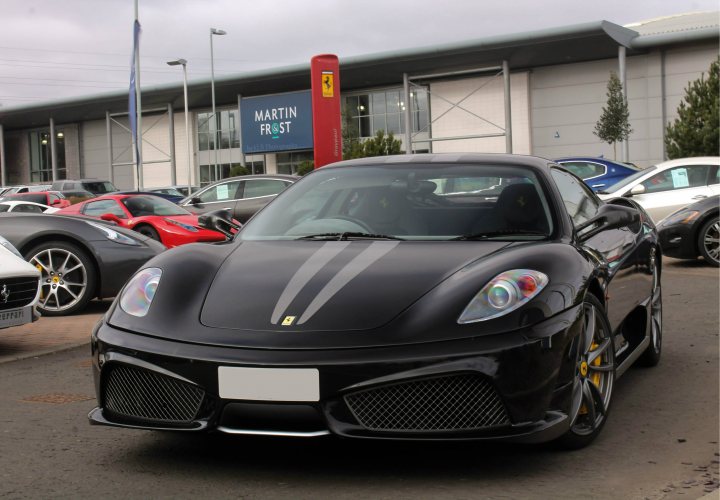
[631,26,720,48]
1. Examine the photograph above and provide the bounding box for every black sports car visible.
[0,213,165,316]
[89,154,662,448]
[657,195,719,266]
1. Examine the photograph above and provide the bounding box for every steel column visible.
[106,111,114,183]
[619,46,628,162]
[403,73,412,154]
[49,118,58,181]
[168,103,177,186]
[502,60,512,154]
[0,125,6,186]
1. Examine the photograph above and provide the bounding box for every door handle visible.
[691,195,708,200]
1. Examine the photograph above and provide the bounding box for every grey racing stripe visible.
[297,241,399,325]
[271,242,350,324]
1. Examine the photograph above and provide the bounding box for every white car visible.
[0,201,59,214]
[597,157,720,222]
[0,236,41,329]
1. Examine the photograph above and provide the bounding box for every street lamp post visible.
[210,28,226,182]
[167,58,192,196]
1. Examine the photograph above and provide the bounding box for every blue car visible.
[555,157,640,192]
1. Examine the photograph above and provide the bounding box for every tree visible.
[296,160,314,176]
[665,58,719,159]
[594,72,632,160]
[341,109,403,160]
[229,165,249,177]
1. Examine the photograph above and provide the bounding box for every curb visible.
[0,340,90,365]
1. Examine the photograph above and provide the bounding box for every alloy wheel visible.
[702,220,720,265]
[569,300,615,437]
[30,247,88,313]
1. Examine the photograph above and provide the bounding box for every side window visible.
[641,165,711,193]
[15,204,44,213]
[710,166,719,186]
[83,200,127,218]
[560,162,605,180]
[197,181,243,203]
[48,193,59,205]
[551,168,600,226]
[242,179,289,199]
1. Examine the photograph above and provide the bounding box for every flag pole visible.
[133,0,143,189]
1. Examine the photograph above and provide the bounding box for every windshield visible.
[240,163,554,241]
[121,195,190,217]
[84,182,118,194]
[604,166,656,193]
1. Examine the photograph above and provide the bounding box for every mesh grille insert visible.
[103,364,205,424]
[344,374,509,432]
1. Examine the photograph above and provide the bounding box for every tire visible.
[639,255,662,367]
[697,216,719,267]
[25,241,97,316]
[134,224,161,242]
[556,294,615,449]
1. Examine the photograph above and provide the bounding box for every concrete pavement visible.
[0,299,109,364]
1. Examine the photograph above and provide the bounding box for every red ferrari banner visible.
[310,54,342,168]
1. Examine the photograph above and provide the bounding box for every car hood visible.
[199,240,511,332]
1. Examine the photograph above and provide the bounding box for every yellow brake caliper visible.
[579,341,602,415]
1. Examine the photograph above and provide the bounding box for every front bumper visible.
[658,223,697,259]
[89,305,582,443]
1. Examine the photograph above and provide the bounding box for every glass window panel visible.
[358,95,370,115]
[344,96,359,116]
[372,115,386,135]
[386,91,400,113]
[372,93,386,114]
[386,114,401,135]
[360,116,371,137]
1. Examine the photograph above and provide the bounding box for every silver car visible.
[598,157,720,222]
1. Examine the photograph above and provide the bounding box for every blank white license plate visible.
[0,306,31,329]
[218,367,320,402]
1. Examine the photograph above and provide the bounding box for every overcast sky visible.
[0,0,717,109]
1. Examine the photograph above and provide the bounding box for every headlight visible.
[119,268,162,317]
[164,218,198,232]
[458,269,549,323]
[85,220,141,246]
[659,209,700,226]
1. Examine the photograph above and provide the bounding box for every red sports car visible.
[56,194,228,248]
[0,191,71,208]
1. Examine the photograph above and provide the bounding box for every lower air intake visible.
[103,364,205,424]
[344,374,509,432]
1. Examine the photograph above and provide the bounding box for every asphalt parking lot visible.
[0,257,717,499]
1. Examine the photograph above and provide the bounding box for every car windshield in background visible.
[121,195,189,217]
[603,166,656,193]
[85,182,117,194]
[240,163,554,241]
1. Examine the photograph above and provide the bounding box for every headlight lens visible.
[119,268,162,317]
[85,220,141,245]
[458,269,549,323]
[0,235,23,259]
[659,209,700,226]
[164,218,198,232]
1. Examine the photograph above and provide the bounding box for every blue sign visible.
[241,90,313,154]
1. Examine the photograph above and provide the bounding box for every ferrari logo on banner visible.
[321,71,334,98]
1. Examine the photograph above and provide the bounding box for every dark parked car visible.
[0,191,71,208]
[658,194,719,266]
[116,190,184,204]
[149,185,200,198]
[89,154,662,448]
[0,213,165,315]
[180,174,297,223]
[555,157,640,192]
[51,179,119,196]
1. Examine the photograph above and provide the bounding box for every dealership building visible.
[0,11,717,190]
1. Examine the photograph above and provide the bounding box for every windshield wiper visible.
[596,190,610,195]
[451,229,548,241]
[297,232,405,241]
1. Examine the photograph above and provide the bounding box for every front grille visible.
[103,364,205,424]
[344,374,510,432]
[0,276,38,311]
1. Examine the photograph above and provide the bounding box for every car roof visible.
[653,157,720,169]
[325,153,552,172]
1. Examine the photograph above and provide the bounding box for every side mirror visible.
[190,196,202,205]
[576,204,640,241]
[100,213,123,225]
[51,199,61,206]
[628,184,646,196]
[198,209,242,238]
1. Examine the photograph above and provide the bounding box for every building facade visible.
[0,12,717,190]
